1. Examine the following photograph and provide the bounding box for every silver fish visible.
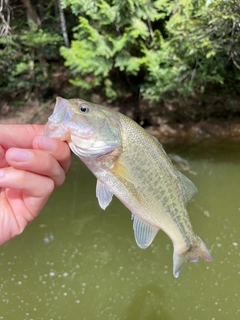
[44,97,212,277]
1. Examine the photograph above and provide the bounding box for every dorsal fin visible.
[179,171,198,203]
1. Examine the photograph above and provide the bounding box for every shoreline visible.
[1,103,240,143]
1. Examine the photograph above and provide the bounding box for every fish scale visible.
[44,97,213,278]
[117,117,185,216]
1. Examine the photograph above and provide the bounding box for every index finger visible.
[0,124,44,149]
[32,135,71,174]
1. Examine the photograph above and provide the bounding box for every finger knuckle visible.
[54,170,66,187]
[43,178,55,194]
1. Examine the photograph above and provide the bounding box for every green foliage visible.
[60,0,168,101]
[0,3,63,96]
[61,0,240,104]
[2,0,240,120]
[143,0,240,101]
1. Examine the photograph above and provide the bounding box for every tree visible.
[143,0,240,101]
[0,0,64,99]
[60,0,169,101]
[61,0,240,109]
[0,0,11,37]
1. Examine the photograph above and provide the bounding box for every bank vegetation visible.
[1,0,240,125]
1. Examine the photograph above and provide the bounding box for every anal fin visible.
[132,215,158,249]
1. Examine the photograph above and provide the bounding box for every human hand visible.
[0,124,71,245]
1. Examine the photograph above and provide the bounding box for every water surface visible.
[1,140,240,319]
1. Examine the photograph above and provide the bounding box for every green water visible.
[1,140,240,320]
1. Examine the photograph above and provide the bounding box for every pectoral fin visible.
[132,215,158,249]
[96,180,113,210]
[111,160,133,184]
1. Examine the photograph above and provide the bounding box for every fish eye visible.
[79,104,90,113]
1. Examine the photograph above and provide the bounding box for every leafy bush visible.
[61,0,240,104]
[143,0,240,101]
[2,0,240,121]
[0,3,63,97]
[60,0,168,101]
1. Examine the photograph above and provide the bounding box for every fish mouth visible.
[44,121,72,141]
[44,96,121,157]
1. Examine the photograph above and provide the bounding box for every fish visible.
[44,97,213,278]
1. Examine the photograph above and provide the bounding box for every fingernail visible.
[0,169,5,177]
[9,148,33,162]
[37,136,57,152]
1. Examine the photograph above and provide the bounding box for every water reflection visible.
[1,140,240,319]
[124,285,170,320]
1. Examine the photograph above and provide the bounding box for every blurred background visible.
[1,0,240,139]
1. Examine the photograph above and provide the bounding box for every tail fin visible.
[173,235,213,278]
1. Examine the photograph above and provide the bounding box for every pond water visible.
[1,139,240,320]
